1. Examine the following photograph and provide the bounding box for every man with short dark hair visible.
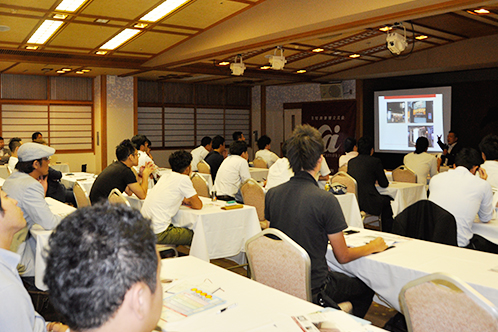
[265,125,386,318]
[141,150,202,245]
[204,135,226,181]
[90,139,154,204]
[479,134,498,189]
[2,142,62,277]
[0,136,10,165]
[31,132,42,142]
[404,136,438,188]
[44,204,163,332]
[338,137,358,169]
[132,134,158,188]
[214,140,251,202]
[232,131,245,142]
[429,148,495,252]
[348,136,394,232]
[437,130,462,167]
[255,135,279,168]
[191,136,212,171]
[7,137,22,172]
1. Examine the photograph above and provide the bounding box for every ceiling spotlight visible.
[296,69,306,74]
[95,50,107,55]
[415,35,428,40]
[25,45,39,50]
[349,54,360,58]
[230,55,245,76]
[260,66,271,70]
[312,48,324,53]
[218,61,230,66]
[468,8,490,15]
[386,24,408,55]
[379,26,392,32]
[265,46,287,70]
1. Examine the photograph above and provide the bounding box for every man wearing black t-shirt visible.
[90,139,154,204]
[265,125,387,318]
[204,135,226,181]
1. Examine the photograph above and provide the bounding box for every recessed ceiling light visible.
[62,68,71,71]
[94,18,110,24]
[260,66,271,70]
[379,26,392,32]
[218,61,230,66]
[76,71,84,74]
[134,23,148,28]
[296,70,306,73]
[100,29,141,50]
[56,70,65,73]
[27,20,64,44]
[56,0,88,12]
[53,14,68,19]
[312,48,324,53]
[81,69,91,72]
[139,0,191,22]
[349,54,360,58]
[95,50,107,55]
[415,35,428,40]
[25,46,39,50]
[474,8,490,14]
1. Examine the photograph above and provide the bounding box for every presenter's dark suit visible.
[439,141,462,167]
[348,154,394,232]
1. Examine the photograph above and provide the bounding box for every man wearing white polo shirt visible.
[141,150,202,245]
[191,136,212,171]
[479,134,498,189]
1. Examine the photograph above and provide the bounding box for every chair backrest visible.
[197,160,211,174]
[330,171,357,198]
[191,172,210,198]
[108,188,131,207]
[392,165,417,183]
[338,164,347,173]
[73,181,91,208]
[245,228,311,301]
[392,200,457,246]
[240,178,265,221]
[399,272,498,332]
[253,158,268,169]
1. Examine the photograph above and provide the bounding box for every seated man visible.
[348,136,394,232]
[2,142,62,278]
[429,148,495,252]
[7,137,22,173]
[32,132,43,142]
[131,134,158,187]
[232,131,245,142]
[141,150,202,245]
[191,136,212,171]
[0,136,10,165]
[479,134,498,189]
[404,136,438,189]
[204,135,226,181]
[0,190,68,332]
[214,140,251,203]
[266,141,293,190]
[338,137,358,169]
[265,125,386,318]
[44,204,163,332]
[90,139,154,204]
[255,135,279,168]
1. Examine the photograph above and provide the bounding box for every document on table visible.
[344,232,408,248]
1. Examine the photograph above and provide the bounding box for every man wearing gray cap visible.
[3,142,62,279]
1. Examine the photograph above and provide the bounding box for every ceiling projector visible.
[230,62,245,76]
[386,31,407,55]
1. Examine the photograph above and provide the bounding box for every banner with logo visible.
[301,100,357,174]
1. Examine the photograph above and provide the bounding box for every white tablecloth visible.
[326,227,498,311]
[376,182,427,216]
[249,167,269,182]
[51,163,70,173]
[61,172,96,193]
[335,193,363,228]
[127,196,261,262]
[159,256,385,332]
[31,197,77,290]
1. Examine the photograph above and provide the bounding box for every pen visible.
[216,303,237,314]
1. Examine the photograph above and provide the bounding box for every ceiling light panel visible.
[100,29,141,50]
[27,20,64,45]
[56,0,88,12]
[140,0,191,22]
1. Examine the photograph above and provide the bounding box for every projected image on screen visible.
[387,102,406,123]
[408,101,433,123]
[408,126,434,148]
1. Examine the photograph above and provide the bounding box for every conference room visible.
[1,0,498,331]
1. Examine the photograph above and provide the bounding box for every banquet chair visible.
[338,164,347,173]
[240,178,268,229]
[252,157,268,169]
[399,272,498,332]
[392,165,417,183]
[245,228,352,313]
[197,160,211,174]
[108,188,131,207]
[73,181,91,208]
[191,172,210,198]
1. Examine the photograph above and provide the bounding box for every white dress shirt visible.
[134,150,156,188]
[429,166,494,247]
[404,152,438,188]
[255,149,279,168]
[214,155,251,197]
[191,145,209,171]
[266,157,294,190]
[338,151,358,168]
[480,160,498,190]
[141,172,197,234]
